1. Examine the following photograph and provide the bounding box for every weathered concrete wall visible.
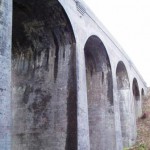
[62,1,147,149]
[116,61,135,147]
[12,0,77,150]
[0,0,147,150]
[0,0,12,149]
[85,36,115,150]
[132,78,141,120]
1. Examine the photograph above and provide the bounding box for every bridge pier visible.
[0,0,147,150]
[0,0,12,149]
[76,42,90,150]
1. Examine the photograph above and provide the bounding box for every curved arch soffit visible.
[141,88,145,96]
[116,61,130,89]
[12,1,77,149]
[58,0,76,43]
[13,0,76,43]
[132,78,140,99]
[84,35,112,71]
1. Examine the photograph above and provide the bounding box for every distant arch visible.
[116,61,130,147]
[84,35,115,150]
[116,61,130,89]
[132,78,140,119]
[132,78,140,101]
[141,88,145,97]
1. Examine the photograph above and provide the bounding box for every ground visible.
[127,88,150,150]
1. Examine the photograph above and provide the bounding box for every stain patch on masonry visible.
[12,0,77,149]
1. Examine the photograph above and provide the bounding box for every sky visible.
[85,0,150,86]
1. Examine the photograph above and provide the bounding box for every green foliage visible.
[137,143,147,150]
[123,143,147,150]
[123,148,129,150]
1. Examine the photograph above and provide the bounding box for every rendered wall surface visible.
[12,1,77,150]
[0,0,147,150]
[0,0,12,149]
[85,36,115,150]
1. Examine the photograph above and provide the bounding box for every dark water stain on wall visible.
[65,44,77,150]
[52,30,59,82]
[12,0,77,149]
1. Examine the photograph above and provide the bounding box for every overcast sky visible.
[85,0,150,86]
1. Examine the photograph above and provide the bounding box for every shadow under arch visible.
[141,88,145,97]
[84,35,115,150]
[132,78,140,119]
[141,88,145,105]
[12,0,77,150]
[116,61,130,147]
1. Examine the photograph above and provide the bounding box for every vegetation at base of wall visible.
[127,88,150,150]
[124,143,147,150]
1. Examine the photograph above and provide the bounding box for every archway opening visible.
[12,0,77,150]
[132,78,140,119]
[84,35,115,150]
[141,88,145,99]
[116,61,130,147]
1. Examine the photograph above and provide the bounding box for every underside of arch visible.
[132,78,141,119]
[12,0,77,150]
[116,61,131,147]
[141,88,145,97]
[84,35,115,150]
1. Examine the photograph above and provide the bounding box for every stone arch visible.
[116,61,130,89]
[141,88,145,97]
[116,61,130,147]
[84,35,115,150]
[141,88,145,106]
[132,78,140,119]
[12,1,77,150]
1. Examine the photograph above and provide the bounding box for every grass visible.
[128,89,150,150]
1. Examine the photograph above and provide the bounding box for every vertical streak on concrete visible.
[112,77,123,150]
[119,89,131,146]
[131,93,137,144]
[140,89,144,116]
[76,44,90,150]
[0,0,12,149]
[138,97,142,118]
[129,91,137,145]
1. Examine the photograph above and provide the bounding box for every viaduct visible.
[0,0,147,150]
